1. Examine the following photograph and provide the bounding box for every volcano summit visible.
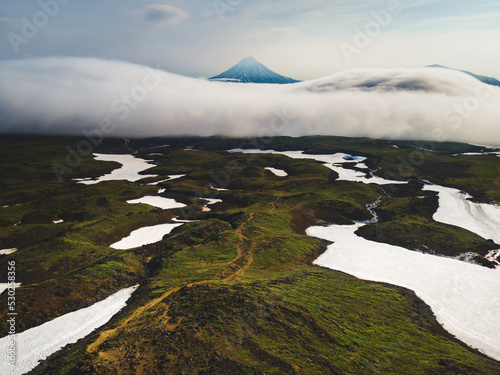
[209,56,301,84]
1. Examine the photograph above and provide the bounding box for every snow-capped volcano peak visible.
[239,56,260,65]
[209,56,301,84]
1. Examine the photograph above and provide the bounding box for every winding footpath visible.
[88,212,256,354]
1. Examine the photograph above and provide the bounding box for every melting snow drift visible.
[147,174,186,185]
[265,167,288,177]
[78,154,157,185]
[423,184,500,243]
[0,248,18,255]
[0,285,137,374]
[110,223,183,250]
[0,283,21,295]
[126,196,186,210]
[202,198,223,212]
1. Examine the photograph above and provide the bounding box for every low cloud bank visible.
[0,57,499,146]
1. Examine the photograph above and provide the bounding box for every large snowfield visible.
[77,154,157,185]
[423,184,500,243]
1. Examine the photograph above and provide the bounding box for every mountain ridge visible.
[426,64,500,87]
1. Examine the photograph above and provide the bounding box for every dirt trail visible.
[269,193,284,213]
[221,212,255,281]
[87,212,256,354]
[87,286,180,353]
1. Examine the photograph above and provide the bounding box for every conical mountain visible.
[210,57,300,84]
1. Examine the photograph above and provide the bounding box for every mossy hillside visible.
[374,153,500,202]
[129,135,499,205]
[146,219,238,292]
[30,139,500,373]
[38,207,500,374]
[1,135,499,374]
[139,136,500,201]
[143,135,484,155]
[0,136,125,206]
[0,139,201,333]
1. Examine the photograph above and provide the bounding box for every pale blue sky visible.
[1,0,499,80]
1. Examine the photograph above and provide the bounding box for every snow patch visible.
[148,144,170,150]
[202,198,223,212]
[210,185,229,192]
[78,154,157,185]
[455,152,500,157]
[0,248,18,255]
[0,282,20,295]
[147,174,186,185]
[110,223,183,250]
[126,196,186,210]
[423,184,500,243]
[0,285,137,374]
[265,167,288,177]
[172,218,197,223]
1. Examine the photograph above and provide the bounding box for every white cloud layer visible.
[0,57,499,146]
